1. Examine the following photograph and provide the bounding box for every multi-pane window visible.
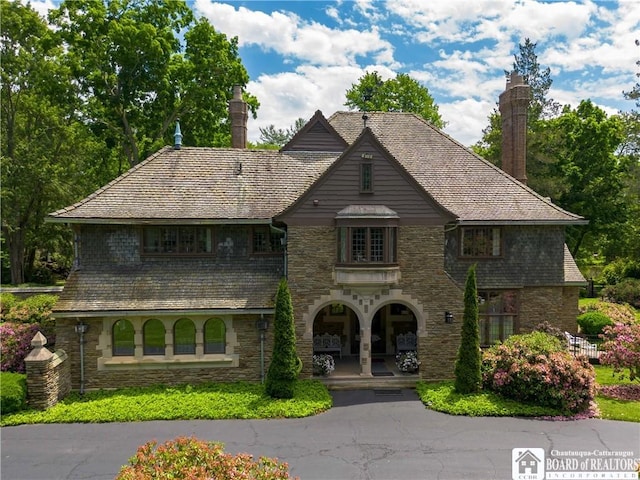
[204,318,226,354]
[174,318,196,354]
[478,290,518,346]
[338,226,397,264]
[460,227,501,257]
[360,163,373,193]
[143,319,166,355]
[112,319,134,356]
[143,226,213,255]
[252,226,285,254]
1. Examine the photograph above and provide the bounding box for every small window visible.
[143,319,165,355]
[112,319,134,356]
[478,290,518,346]
[173,318,196,355]
[204,318,226,354]
[143,226,213,255]
[251,226,285,254]
[460,227,501,257]
[360,163,373,193]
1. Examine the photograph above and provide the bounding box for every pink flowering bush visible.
[116,436,296,480]
[0,322,42,373]
[600,322,640,382]
[482,332,596,414]
[578,301,636,325]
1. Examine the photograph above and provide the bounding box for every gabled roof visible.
[48,147,338,223]
[48,110,585,225]
[327,111,585,224]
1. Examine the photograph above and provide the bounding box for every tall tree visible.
[345,71,445,128]
[548,101,627,257]
[1,0,101,284]
[265,278,298,399]
[258,118,306,148]
[49,0,259,169]
[454,265,481,394]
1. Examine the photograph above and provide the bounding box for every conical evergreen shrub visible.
[454,264,482,393]
[265,278,298,399]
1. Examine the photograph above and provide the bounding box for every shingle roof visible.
[48,111,584,225]
[53,263,279,315]
[48,147,338,222]
[564,244,587,285]
[328,111,585,224]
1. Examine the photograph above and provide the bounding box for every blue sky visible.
[34,0,639,146]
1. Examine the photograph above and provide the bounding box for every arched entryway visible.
[312,303,360,376]
[371,303,418,356]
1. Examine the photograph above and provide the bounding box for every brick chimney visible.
[229,85,247,149]
[499,72,530,184]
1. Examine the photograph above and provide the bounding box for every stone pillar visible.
[499,72,530,184]
[24,332,70,410]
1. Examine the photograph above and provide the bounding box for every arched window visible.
[112,319,134,356]
[204,318,226,354]
[143,319,165,355]
[174,318,196,354]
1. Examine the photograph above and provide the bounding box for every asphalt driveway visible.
[2,389,639,480]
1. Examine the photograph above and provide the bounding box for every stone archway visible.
[303,288,426,377]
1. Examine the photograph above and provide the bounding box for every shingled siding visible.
[287,225,464,381]
[55,315,273,391]
[444,225,566,287]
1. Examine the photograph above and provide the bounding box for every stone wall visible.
[24,332,71,410]
[288,225,464,381]
[518,286,580,334]
[55,315,274,391]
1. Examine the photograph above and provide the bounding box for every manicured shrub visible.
[116,436,295,480]
[482,332,596,414]
[577,311,613,336]
[601,278,640,309]
[578,300,636,325]
[1,292,18,317]
[0,322,42,373]
[0,372,27,414]
[600,322,640,382]
[2,294,57,344]
[265,279,298,399]
[454,265,481,394]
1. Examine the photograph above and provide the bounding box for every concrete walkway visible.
[2,389,639,480]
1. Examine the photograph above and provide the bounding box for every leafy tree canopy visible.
[258,118,306,148]
[344,71,445,128]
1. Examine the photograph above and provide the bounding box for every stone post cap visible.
[31,331,47,348]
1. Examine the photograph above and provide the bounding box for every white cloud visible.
[440,98,496,147]
[193,1,396,67]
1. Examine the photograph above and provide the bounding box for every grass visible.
[0,380,332,427]
[415,365,640,422]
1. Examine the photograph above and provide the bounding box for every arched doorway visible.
[312,302,360,376]
[371,303,418,356]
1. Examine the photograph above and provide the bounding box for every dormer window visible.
[360,163,373,193]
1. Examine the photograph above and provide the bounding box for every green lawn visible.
[0,380,332,427]
[415,365,639,422]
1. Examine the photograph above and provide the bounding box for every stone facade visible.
[55,315,274,391]
[288,225,464,381]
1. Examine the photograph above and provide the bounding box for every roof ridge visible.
[48,146,173,218]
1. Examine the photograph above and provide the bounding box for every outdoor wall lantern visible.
[74,323,89,334]
[444,311,454,324]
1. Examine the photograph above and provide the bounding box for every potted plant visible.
[395,350,420,373]
[312,354,335,376]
